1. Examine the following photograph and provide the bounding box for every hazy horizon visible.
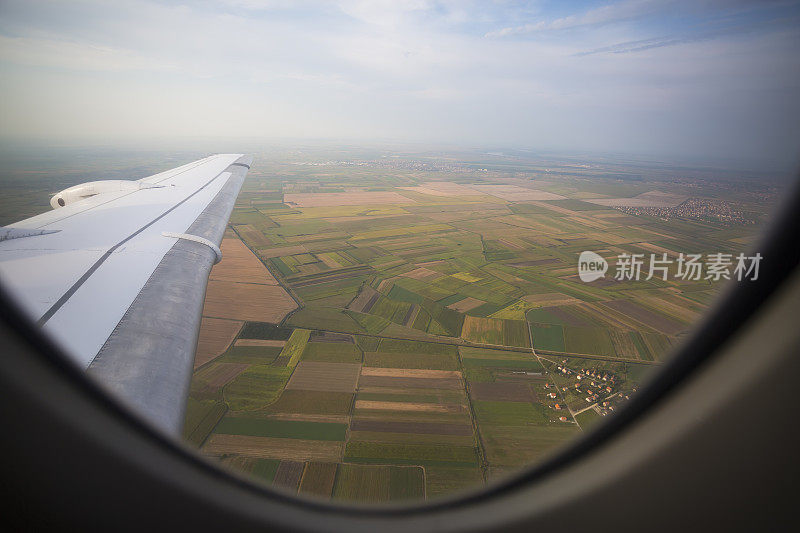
[1,1,799,169]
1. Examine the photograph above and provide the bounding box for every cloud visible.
[335,0,433,27]
[0,35,176,72]
[573,14,798,56]
[0,0,797,166]
[485,0,665,38]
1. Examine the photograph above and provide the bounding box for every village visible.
[617,197,756,226]
[540,358,637,425]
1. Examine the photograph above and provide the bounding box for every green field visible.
[183,399,227,446]
[575,409,602,428]
[480,425,582,466]
[251,459,281,483]
[302,341,361,363]
[287,307,366,334]
[223,366,293,411]
[425,467,484,498]
[265,390,354,416]
[530,324,565,351]
[462,358,542,370]
[332,464,424,503]
[218,345,283,365]
[473,400,550,426]
[378,338,458,355]
[345,442,479,467]
[563,327,616,356]
[240,322,294,340]
[389,466,426,500]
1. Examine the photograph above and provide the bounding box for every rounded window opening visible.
[0,0,796,510]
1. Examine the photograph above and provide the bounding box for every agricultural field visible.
[182,148,780,505]
[202,237,298,323]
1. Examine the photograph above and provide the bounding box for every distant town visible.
[617,197,758,226]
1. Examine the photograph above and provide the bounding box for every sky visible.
[0,0,798,168]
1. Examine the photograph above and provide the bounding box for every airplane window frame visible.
[0,176,797,523]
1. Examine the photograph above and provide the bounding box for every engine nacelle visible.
[50,180,149,209]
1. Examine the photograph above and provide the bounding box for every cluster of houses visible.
[574,367,617,405]
[544,362,631,418]
[616,198,756,226]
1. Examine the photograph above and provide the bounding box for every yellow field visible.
[451,272,482,283]
[350,223,453,241]
[490,299,532,320]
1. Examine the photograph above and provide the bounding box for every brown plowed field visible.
[234,224,272,247]
[205,362,250,389]
[234,339,286,347]
[399,182,484,197]
[543,306,591,326]
[469,185,566,202]
[273,461,304,492]
[210,238,279,284]
[469,382,533,402]
[194,317,243,368]
[401,267,442,281]
[358,376,462,390]
[348,285,379,313]
[361,368,461,379]
[203,280,297,323]
[298,462,338,497]
[203,435,343,461]
[602,299,686,335]
[447,297,485,312]
[354,400,466,413]
[286,362,361,393]
[350,420,473,436]
[585,190,686,208]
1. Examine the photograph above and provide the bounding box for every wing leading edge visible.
[0,154,253,434]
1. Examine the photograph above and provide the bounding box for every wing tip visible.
[214,154,252,168]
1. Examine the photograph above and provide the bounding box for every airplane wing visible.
[0,154,252,434]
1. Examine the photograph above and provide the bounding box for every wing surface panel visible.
[87,158,252,432]
[0,154,250,395]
